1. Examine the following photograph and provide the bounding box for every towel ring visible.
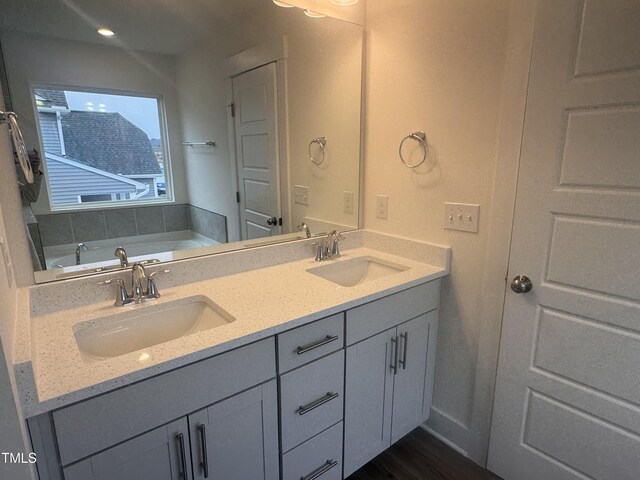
[399,131,428,169]
[1,111,33,183]
[309,137,327,165]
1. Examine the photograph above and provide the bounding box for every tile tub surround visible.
[36,203,227,247]
[13,230,450,416]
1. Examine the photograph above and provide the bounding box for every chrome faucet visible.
[98,264,170,306]
[131,263,148,301]
[312,230,344,262]
[75,242,88,265]
[297,222,312,238]
[114,246,129,267]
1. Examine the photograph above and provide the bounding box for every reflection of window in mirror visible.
[32,86,171,210]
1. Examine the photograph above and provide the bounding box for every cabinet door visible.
[63,417,192,480]
[391,312,436,443]
[343,328,396,477]
[189,380,279,480]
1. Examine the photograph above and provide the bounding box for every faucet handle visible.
[98,278,131,307]
[147,269,170,299]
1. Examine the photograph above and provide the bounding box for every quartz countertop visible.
[14,231,450,416]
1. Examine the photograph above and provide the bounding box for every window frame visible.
[31,83,175,212]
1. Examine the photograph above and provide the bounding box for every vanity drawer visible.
[346,280,440,345]
[280,350,344,452]
[277,313,344,373]
[282,422,343,480]
[53,338,276,466]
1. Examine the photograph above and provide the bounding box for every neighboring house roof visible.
[45,152,149,190]
[60,111,162,176]
[34,88,68,109]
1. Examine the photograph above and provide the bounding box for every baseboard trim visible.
[423,407,470,457]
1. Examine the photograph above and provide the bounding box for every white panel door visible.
[488,1,640,479]
[233,63,281,240]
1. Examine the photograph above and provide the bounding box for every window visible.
[33,86,171,209]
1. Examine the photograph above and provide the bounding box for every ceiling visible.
[0,0,264,55]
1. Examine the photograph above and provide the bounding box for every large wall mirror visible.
[0,0,363,283]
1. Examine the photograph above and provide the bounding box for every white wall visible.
[364,0,512,462]
[0,31,188,214]
[175,24,241,240]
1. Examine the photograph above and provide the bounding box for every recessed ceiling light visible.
[304,9,326,18]
[272,0,294,7]
[330,0,359,5]
[97,28,115,37]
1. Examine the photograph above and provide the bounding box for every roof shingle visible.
[60,111,162,176]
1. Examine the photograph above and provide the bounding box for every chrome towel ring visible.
[0,110,33,183]
[309,137,327,165]
[399,131,428,169]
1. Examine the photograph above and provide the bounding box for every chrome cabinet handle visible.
[510,274,533,293]
[390,336,399,374]
[300,459,339,480]
[399,332,408,370]
[296,335,339,355]
[297,392,339,416]
[198,424,209,478]
[176,433,188,480]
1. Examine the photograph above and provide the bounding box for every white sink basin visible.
[74,296,234,363]
[307,256,409,287]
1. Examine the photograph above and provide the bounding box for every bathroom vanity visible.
[14,231,449,480]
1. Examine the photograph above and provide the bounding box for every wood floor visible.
[346,428,501,480]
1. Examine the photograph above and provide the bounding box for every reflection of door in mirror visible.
[233,63,281,240]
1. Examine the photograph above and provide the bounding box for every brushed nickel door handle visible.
[511,275,533,294]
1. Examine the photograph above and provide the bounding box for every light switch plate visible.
[294,185,310,206]
[343,191,354,214]
[444,203,480,233]
[376,195,388,219]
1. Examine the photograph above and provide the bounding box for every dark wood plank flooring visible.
[347,428,501,480]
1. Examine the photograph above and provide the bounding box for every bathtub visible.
[43,230,218,273]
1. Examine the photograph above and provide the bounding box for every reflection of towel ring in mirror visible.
[309,137,327,165]
[1,111,33,184]
[399,131,428,169]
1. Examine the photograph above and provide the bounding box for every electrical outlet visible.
[376,195,388,219]
[294,185,310,206]
[343,191,354,214]
[443,203,480,233]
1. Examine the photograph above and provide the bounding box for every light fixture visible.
[304,9,326,18]
[97,27,115,37]
[330,0,359,5]
[272,0,294,7]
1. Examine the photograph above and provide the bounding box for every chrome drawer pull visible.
[390,336,399,374]
[300,459,339,480]
[296,335,339,355]
[198,424,209,478]
[399,332,408,370]
[176,433,188,480]
[297,392,339,416]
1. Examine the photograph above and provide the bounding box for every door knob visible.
[510,275,532,294]
[267,216,278,226]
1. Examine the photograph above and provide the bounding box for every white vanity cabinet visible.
[40,338,279,480]
[63,417,192,480]
[29,279,443,480]
[277,313,346,480]
[343,282,440,477]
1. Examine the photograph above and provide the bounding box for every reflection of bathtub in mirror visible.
[40,231,218,281]
[36,230,311,283]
